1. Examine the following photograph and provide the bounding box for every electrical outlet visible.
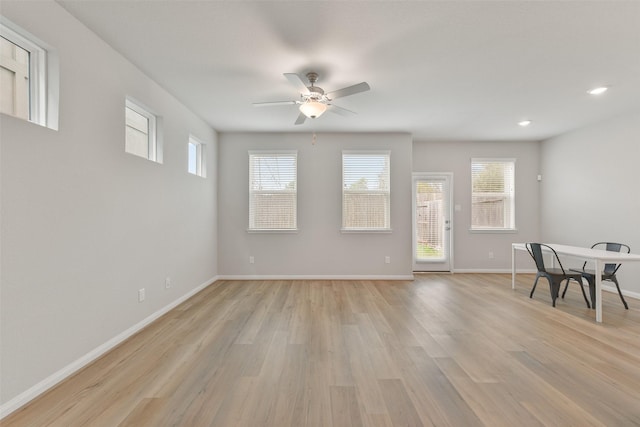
[385,256,391,264]
[165,277,171,289]
[488,251,495,259]
[138,288,145,302]
[249,256,255,264]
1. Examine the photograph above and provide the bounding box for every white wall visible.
[412,140,541,271]
[218,132,413,278]
[540,111,640,295]
[0,1,218,409]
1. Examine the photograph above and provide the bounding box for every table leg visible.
[512,245,516,289]
[595,259,603,323]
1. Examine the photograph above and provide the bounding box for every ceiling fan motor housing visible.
[308,87,325,97]
[305,72,325,100]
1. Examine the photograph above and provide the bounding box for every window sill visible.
[247,229,299,234]
[341,228,393,234]
[469,228,518,234]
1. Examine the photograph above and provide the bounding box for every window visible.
[342,151,391,231]
[188,135,205,177]
[125,99,157,161]
[1,21,47,126]
[249,151,297,231]
[471,158,515,230]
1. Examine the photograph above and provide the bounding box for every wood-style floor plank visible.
[4,274,640,426]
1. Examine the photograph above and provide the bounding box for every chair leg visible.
[561,281,569,299]
[575,278,591,309]
[530,275,540,299]
[550,280,560,307]
[560,278,590,308]
[610,276,629,310]
[585,276,596,310]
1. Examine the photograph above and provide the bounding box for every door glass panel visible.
[415,180,445,261]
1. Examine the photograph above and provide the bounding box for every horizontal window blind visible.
[342,151,391,230]
[471,159,515,230]
[125,106,150,159]
[249,151,297,230]
[125,99,156,161]
[0,36,30,120]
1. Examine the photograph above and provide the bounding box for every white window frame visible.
[188,135,206,177]
[1,17,58,129]
[248,150,298,232]
[470,158,516,232]
[125,98,158,162]
[342,150,391,232]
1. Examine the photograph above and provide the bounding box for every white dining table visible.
[512,243,640,323]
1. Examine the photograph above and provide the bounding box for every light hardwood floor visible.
[4,274,640,426]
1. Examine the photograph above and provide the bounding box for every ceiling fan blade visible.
[284,73,310,95]
[326,82,370,100]
[253,101,297,107]
[327,104,356,116]
[294,112,307,125]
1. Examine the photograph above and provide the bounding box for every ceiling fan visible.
[253,72,370,125]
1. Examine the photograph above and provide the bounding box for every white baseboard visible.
[425,270,639,300]
[602,284,640,300]
[453,269,537,274]
[217,274,415,281]
[0,276,219,420]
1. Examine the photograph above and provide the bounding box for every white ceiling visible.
[58,0,640,141]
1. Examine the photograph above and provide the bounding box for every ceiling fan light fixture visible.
[299,101,327,119]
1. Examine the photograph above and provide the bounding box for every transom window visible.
[471,158,516,231]
[125,99,157,162]
[249,151,297,231]
[188,135,205,177]
[0,22,47,125]
[342,151,391,231]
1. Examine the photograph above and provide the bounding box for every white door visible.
[412,173,453,272]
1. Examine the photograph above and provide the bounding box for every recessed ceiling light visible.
[518,120,532,127]
[588,86,608,95]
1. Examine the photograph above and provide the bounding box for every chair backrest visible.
[526,243,566,274]
[587,242,631,274]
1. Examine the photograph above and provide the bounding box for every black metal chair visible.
[566,242,630,310]
[526,243,590,308]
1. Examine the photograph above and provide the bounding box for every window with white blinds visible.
[249,151,297,231]
[471,158,515,230]
[125,99,157,162]
[342,151,391,231]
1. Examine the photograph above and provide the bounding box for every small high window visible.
[0,20,51,127]
[125,99,158,162]
[188,135,206,177]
